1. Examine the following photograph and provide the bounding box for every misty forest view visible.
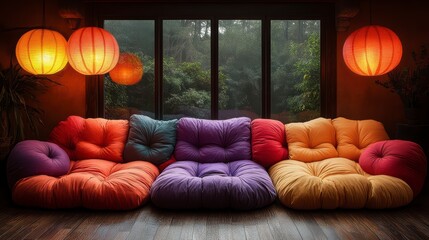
[104,19,320,123]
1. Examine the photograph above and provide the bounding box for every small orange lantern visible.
[343,25,402,76]
[15,29,68,75]
[109,52,144,85]
[67,27,119,75]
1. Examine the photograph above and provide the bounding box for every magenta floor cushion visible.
[150,117,276,209]
[360,139,427,197]
[7,140,70,189]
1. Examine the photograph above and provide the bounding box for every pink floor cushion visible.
[7,140,70,189]
[359,140,427,197]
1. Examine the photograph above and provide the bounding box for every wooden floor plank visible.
[191,210,208,240]
[91,211,139,240]
[205,210,223,240]
[270,204,303,240]
[38,210,89,239]
[62,212,103,240]
[217,211,233,240]
[178,211,196,240]
[231,210,250,240]
[164,212,184,240]
[50,228,73,240]
[0,194,428,240]
[126,206,157,240]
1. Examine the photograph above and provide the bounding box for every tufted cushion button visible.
[285,118,338,162]
[269,157,414,209]
[174,117,251,163]
[151,117,276,209]
[49,115,85,159]
[124,114,177,165]
[151,160,276,209]
[359,140,427,197]
[11,159,159,210]
[74,118,129,162]
[7,140,70,189]
[333,117,389,161]
[251,119,288,168]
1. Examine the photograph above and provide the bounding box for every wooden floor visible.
[1,191,429,240]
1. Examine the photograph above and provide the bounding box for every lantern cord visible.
[0,0,51,33]
[42,0,46,27]
[369,0,373,25]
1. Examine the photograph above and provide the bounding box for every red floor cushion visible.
[360,140,427,197]
[251,118,288,168]
[49,116,129,162]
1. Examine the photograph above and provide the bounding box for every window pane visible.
[271,20,321,123]
[163,20,211,119]
[104,20,155,119]
[218,20,262,120]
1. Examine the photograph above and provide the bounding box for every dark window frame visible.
[85,1,336,120]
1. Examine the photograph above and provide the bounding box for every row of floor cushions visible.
[6,115,427,210]
[254,117,426,209]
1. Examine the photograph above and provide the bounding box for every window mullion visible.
[155,19,163,119]
[211,19,219,119]
[262,18,271,118]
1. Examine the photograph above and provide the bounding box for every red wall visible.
[0,0,85,140]
[1,0,428,139]
[337,0,429,136]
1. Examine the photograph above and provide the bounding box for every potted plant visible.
[375,45,429,124]
[0,61,61,161]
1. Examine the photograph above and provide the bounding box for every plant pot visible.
[0,137,12,162]
[0,137,12,203]
[404,107,429,125]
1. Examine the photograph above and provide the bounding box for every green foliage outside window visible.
[104,20,320,122]
[287,33,321,113]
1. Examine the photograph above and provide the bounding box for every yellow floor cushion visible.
[269,157,413,209]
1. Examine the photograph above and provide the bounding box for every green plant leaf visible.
[0,63,61,145]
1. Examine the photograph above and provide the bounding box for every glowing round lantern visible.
[15,29,68,75]
[109,53,144,85]
[67,27,119,75]
[343,25,402,76]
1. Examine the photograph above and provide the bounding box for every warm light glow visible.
[109,53,144,85]
[15,29,68,75]
[67,27,119,75]
[343,25,403,76]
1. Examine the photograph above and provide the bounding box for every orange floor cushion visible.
[268,117,421,209]
[13,159,159,210]
[8,116,161,210]
[269,158,413,209]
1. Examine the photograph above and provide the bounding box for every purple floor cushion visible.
[150,160,276,209]
[150,117,276,209]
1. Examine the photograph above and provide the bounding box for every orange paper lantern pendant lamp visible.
[109,52,144,85]
[67,27,119,75]
[15,29,68,75]
[343,25,402,76]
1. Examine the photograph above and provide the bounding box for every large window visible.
[104,20,155,119]
[271,20,321,122]
[91,3,335,122]
[163,20,211,119]
[219,20,262,119]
